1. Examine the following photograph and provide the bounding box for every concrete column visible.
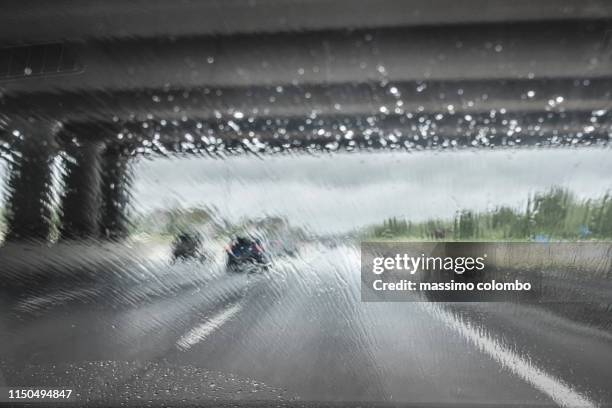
[99,146,132,240]
[59,139,105,240]
[5,120,59,242]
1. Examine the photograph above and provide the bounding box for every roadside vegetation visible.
[364,187,612,241]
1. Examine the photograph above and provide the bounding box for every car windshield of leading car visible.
[1,1,612,407]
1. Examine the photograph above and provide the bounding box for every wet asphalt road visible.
[1,243,611,407]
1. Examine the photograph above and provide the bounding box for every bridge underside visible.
[0,1,611,241]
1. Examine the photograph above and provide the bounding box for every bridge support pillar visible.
[5,120,59,242]
[99,146,132,240]
[59,139,105,240]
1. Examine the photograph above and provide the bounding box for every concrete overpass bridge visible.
[1,0,611,242]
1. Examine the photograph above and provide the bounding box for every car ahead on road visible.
[225,236,270,273]
[171,231,207,263]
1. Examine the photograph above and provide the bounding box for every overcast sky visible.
[129,148,612,234]
[1,148,610,234]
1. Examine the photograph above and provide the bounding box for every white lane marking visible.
[176,302,243,351]
[424,303,598,408]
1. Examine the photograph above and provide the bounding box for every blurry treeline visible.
[367,187,612,241]
[132,208,307,242]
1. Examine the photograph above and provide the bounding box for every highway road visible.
[1,242,611,407]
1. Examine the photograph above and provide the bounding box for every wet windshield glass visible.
[1,1,612,407]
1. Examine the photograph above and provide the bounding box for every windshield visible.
[1,1,612,407]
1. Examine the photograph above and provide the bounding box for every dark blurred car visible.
[225,236,269,272]
[171,231,206,263]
